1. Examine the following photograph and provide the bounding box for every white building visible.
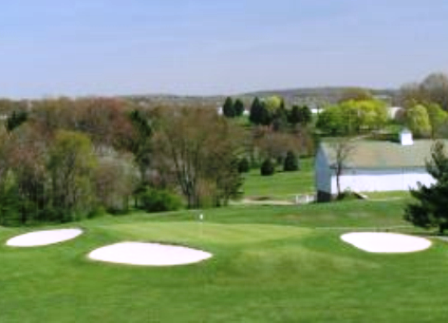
[315,130,441,202]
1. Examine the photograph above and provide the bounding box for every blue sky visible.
[1,0,448,98]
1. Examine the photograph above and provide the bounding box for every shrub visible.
[238,157,250,173]
[260,159,275,176]
[138,188,183,213]
[283,151,299,171]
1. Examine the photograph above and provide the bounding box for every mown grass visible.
[0,199,446,322]
[242,157,315,200]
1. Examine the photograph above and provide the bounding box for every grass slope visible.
[0,200,446,322]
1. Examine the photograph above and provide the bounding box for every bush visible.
[138,188,183,213]
[283,151,299,171]
[260,159,275,176]
[238,157,250,173]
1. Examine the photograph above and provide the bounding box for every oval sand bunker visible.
[88,242,212,266]
[6,229,83,247]
[341,232,431,253]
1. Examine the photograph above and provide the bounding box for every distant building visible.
[315,130,440,202]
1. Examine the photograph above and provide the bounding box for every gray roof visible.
[320,139,448,169]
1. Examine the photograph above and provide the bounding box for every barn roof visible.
[320,139,448,169]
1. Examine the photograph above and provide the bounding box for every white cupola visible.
[399,128,413,146]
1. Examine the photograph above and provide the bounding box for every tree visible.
[154,107,244,208]
[316,106,345,135]
[222,97,235,118]
[330,138,355,198]
[260,158,275,176]
[298,106,313,126]
[405,141,448,234]
[127,109,152,186]
[6,110,28,132]
[288,105,301,125]
[398,73,448,111]
[238,157,250,173]
[234,99,245,117]
[272,101,288,132]
[94,156,138,213]
[421,73,448,112]
[48,130,97,221]
[339,87,373,103]
[283,151,299,171]
[425,103,448,139]
[406,104,432,138]
[249,97,263,125]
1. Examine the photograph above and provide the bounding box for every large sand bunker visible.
[88,242,213,266]
[341,232,432,253]
[6,229,83,247]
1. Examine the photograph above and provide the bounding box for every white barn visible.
[315,131,441,202]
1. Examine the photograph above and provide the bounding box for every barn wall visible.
[315,147,331,194]
[330,168,435,193]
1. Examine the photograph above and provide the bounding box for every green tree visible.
[288,105,301,125]
[298,106,313,126]
[425,103,448,138]
[127,109,152,185]
[48,130,97,221]
[405,141,448,234]
[260,158,275,176]
[6,110,28,132]
[283,151,299,171]
[406,104,432,138]
[155,107,244,208]
[234,99,245,117]
[339,87,373,103]
[238,157,250,173]
[316,106,345,135]
[249,97,263,125]
[223,97,236,118]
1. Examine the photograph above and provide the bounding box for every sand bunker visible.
[6,228,83,247]
[88,242,212,266]
[341,232,431,253]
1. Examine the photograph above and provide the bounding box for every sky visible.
[1,0,448,98]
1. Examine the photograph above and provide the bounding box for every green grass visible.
[364,190,411,200]
[242,158,315,200]
[0,200,446,322]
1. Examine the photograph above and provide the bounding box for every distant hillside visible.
[122,87,398,109]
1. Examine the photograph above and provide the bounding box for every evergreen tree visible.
[249,97,263,124]
[272,103,288,131]
[405,141,448,234]
[283,151,299,171]
[259,101,272,126]
[260,158,275,176]
[234,99,245,117]
[223,97,236,118]
[6,110,28,132]
[238,157,250,173]
[298,105,313,125]
[288,105,301,125]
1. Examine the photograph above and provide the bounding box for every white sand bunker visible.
[88,242,213,266]
[6,228,83,247]
[341,232,432,253]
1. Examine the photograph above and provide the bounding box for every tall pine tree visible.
[223,97,236,118]
[405,141,448,234]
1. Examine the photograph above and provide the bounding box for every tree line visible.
[0,98,244,226]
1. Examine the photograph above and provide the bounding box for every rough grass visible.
[0,200,446,322]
